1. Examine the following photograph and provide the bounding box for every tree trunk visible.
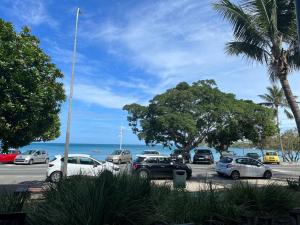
[279,77,300,137]
[275,106,285,161]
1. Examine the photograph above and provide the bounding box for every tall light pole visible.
[63,8,80,177]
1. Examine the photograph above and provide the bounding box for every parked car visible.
[141,150,160,155]
[245,152,260,160]
[193,149,214,164]
[14,150,49,165]
[216,156,272,180]
[132,155,192,179]
[0,149,21,163]
[106,149,132,164]
[263,151,280,164]
[47,154,120,182]
[220,151,236,159]
[170,149,191,164]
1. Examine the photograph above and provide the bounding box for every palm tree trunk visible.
[279,77,300,137]
[275,106,285,161]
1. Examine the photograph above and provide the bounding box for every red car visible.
[0,149,21,163]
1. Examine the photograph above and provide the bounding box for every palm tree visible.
[214,0,300,136]
[259,85,294,160]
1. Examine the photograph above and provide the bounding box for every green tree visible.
[259,85,295,159]
[206,99,276,154]
[0,19,65,152]
[214,0,300,137]
[124,80,276,155]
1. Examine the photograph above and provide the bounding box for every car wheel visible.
[211,160,214,164]
[50,171,62,183]
[28,159,33,165]
[231,171,240,180]
[139,170,149,179]
[45,158,49,164]
[277,162,280,165]
[263,171,272,179]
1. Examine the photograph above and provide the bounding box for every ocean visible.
[19,143,266,161]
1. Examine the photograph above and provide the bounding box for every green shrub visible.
[27,172,156,225]
[224,182,300,217]
[0,191,28,213]
[152,186,243,225]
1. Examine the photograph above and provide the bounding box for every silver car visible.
[216,156,272,180]
[14,149,49,165]
[106,149,132,164]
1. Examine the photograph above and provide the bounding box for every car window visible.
[125,150,130,154]
[158,157,171,164]
[22,150,36,155]
[266,152,277,156]
[220,157,233,163]
[236,158,248,165]
[61,157,77,164]
[146,158,157,163]
[248,159,260,166]
[195,150,211,154]
[112,150,122,155]
[36,151,41,155]
[42,151,46,155]
[79,157,95,165]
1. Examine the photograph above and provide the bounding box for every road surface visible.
[0,163,299,191]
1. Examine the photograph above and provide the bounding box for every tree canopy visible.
[214,0,300,137]
[0,19,65,151]
[124,80,276,153]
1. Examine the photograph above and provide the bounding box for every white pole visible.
[63,8,80,177]
[119,127,123,150]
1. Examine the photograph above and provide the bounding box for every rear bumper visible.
[193,158,212,163]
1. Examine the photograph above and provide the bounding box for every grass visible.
[0,190,28,213]
[1,173,299,225]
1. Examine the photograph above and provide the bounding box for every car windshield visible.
[247,153,258,157]
[111,150,122,155]
[220,157,233,163]
[22,150,36,155]
[135,156,146,163]
[195,149,211,154]
[266,152,277,156]
[143,150,159,155]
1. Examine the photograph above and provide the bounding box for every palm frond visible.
[284,108,294,119]
[226,41,268,62]
[213,0,267,46]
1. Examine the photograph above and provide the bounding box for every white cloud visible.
[81,0,232,89]
[71,84,139,109]
[2,0,57,27]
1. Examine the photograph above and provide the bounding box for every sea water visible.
[20,143,266,161]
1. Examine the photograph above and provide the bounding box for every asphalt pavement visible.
[0,162,299,192]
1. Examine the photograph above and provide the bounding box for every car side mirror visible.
[93,163,98,168]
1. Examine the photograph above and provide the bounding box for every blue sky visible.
[1,0,300,144]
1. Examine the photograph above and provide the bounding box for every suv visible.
[106,149,132,164]
[216,156,272,180]
[193,149,214,164]
[132,155,192,179]
[14,149,49,165]
[170,149,191,164]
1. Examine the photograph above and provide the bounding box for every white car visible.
[47,154,120,182]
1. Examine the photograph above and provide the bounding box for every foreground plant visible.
[0,191,28,213]
[27,172,157,225]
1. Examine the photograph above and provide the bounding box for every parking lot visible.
[0,163,299,191]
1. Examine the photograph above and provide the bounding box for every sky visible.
[1,0,300,144]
